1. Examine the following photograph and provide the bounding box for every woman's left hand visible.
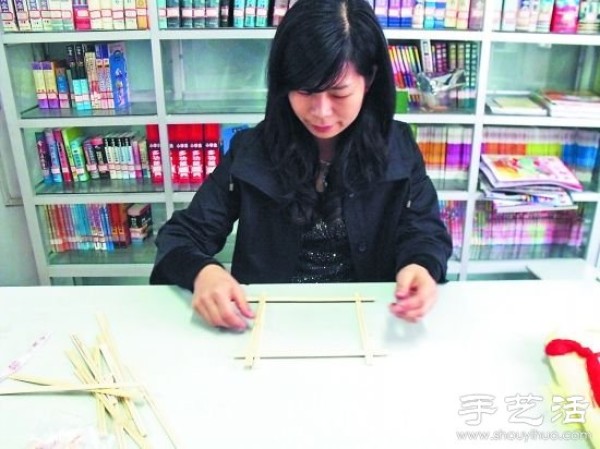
[389,264,438,322]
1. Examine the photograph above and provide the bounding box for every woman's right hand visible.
[192,264,255,331]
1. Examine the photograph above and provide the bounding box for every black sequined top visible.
[290,193,356,283]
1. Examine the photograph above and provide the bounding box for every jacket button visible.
[358,242,367,252]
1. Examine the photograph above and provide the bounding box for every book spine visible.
[145,125,163,184]
[192,0,205,27]
[111,0,125,28]
[0,0,19,31]
[73,0,91,29]
[131,135,143,180]
[27,0,44,30]
[204,124,221,176]
[550,0,579,32]
[42,60,59,109]
[44,129,63,183]
[136,137,149,179]
[134,0,146,27]
[60,0,74,29]
[92,136,110,179]
[168,124,180,185]
[70,137,90,181]
[35,131,53,184]
[165,0,179,27]
[255,0,266,26]
[108,42,130,109]
[14,0,32,31]
[82,137,100,179]
[123,0,136,27]
[100,0,112,28]
[204,0,217,26]
[32,61,49,109]
[59,128,80,181]
[181,0,192,26]
[232,0,243,27]
[243,0,255,26]
[157,0,166,27]
[55,65,71,109]
[271,0,288,26]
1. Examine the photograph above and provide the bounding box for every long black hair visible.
[263,0,396,224]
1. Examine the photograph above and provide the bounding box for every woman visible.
[150,0,453,330]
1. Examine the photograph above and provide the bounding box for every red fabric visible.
[545,338,600,406]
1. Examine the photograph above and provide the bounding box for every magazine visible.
[480,154,583,192]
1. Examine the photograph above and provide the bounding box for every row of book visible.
[481,127,600,184]
[36,128,162,185]
[157,0,293,28]
[371,0,484,30]
[32,42,130,111]
[35,124,229,187]
[412,125,473,180]
[470,202,587,259]
[391,40,479,110]
[1,0,149,31]
[5,0,598,33]
[439,200,590,259]
[492,0,600,33]
[42,203,153,254]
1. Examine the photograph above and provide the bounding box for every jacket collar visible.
[230,121,411,201]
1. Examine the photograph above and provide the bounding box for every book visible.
[480,154,583,192]
[486,95,548,116]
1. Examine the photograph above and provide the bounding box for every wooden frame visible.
[240,294,386,368]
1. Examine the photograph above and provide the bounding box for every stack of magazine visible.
[479,154,583,213]
[530,90,600,118]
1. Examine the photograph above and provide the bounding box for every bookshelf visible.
[0,0,599,285]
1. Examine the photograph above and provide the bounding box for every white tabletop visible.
[1,280,599,449]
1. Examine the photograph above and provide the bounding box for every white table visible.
[1,281,599,449]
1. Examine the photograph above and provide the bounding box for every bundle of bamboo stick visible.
[1,313,180,449]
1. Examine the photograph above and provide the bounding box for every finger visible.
[193,298,216,327]
[202,295,230,328]
[389,303,423,322]
[231,284,254,319]
[215,297,248,330]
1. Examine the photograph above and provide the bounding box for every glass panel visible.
[162,39,269,114]
[487,43,593,94]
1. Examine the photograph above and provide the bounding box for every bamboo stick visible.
[0,382,142,395]
[7,373,138,398]
[243,294,267,369]
[355,293,374,365]
[246,296,375,303]
[234,351,386,359]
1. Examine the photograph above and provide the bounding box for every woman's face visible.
[288,63,368,150]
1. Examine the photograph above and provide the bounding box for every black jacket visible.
[150,121,452,290]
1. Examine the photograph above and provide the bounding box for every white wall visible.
[0,96,38,286]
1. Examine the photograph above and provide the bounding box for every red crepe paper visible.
[545,338,600,406]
